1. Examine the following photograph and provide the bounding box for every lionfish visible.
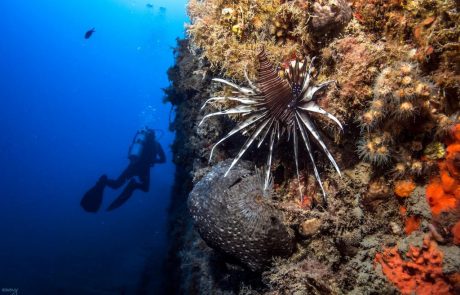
[199,49,343,202]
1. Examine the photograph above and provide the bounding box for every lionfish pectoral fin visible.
[296,115,327,202]
[200,96,258,110]
[292,127,303,201]
[299,102,343,130]
[224,117,271,177]
[264,126,277,191]
[212,78,255,96]
[198,105,252,126]
[304,80,334,101]
[301,57,317,91]
[243,66,260,93]
[257,118,274,148]
[298,112,342,176]
[209,113,267,162]
[308,56,317,70]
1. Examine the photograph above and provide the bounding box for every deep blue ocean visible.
[0,0,187,293]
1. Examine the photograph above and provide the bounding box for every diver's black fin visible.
[106,180,136,211]
[80,178,106,213]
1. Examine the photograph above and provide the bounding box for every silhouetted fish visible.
[146,3,153,8]
[84,28,95,39]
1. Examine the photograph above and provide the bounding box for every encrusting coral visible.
[452,221,460,245]
[426,124,460,216]
[404,215,420,235]
[394,179,416,198]
[356,61,440,171]
[162,0,460,293]
[187,0,353,80]
[375,236,455,295]
[311,0,352,33]
[187,0,304,79]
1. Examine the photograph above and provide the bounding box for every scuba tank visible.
[128,128,148,162]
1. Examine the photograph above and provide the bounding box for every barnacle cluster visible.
[220,7,243,38]
[187,0,301,79]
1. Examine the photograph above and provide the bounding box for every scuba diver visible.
[81,127,166,212]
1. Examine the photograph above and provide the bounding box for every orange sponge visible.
[452,124,460,142]
[452,221,460,245]
[426,178,457,215]
[395,180,416,198]
[375,236,453,294]
[426,124,460,216]
[405,216,420,235]
[445,143,460,179]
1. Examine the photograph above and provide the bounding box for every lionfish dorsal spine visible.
[256,49,292,119]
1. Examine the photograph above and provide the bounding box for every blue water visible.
[0,0,187,293]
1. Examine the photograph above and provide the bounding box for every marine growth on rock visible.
[375,236,455,294]
[311,0,352,33]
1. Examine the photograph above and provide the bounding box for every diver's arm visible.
[154,142,166,164]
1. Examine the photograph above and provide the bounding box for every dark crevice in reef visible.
[162,38,267,294]
[162,165,192,294]
[162,39,197,295]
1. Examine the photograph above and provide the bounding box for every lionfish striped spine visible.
[200,49,343,203]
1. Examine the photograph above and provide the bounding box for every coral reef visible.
[375,236,454,295]
[428,128,459,208]
[187,0,353,80]
[311,0,352,33]
[163,0,460,293]
[188,160,295,271]
[394,179,416,198]
[404,215,421,235]
[356,60,442,175]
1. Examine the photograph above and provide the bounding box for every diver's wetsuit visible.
[103,131,165,211]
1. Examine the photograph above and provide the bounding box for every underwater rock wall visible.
[164,1,459,294]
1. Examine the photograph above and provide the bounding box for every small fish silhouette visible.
[84,28,95,39]
[146,3,153,8]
